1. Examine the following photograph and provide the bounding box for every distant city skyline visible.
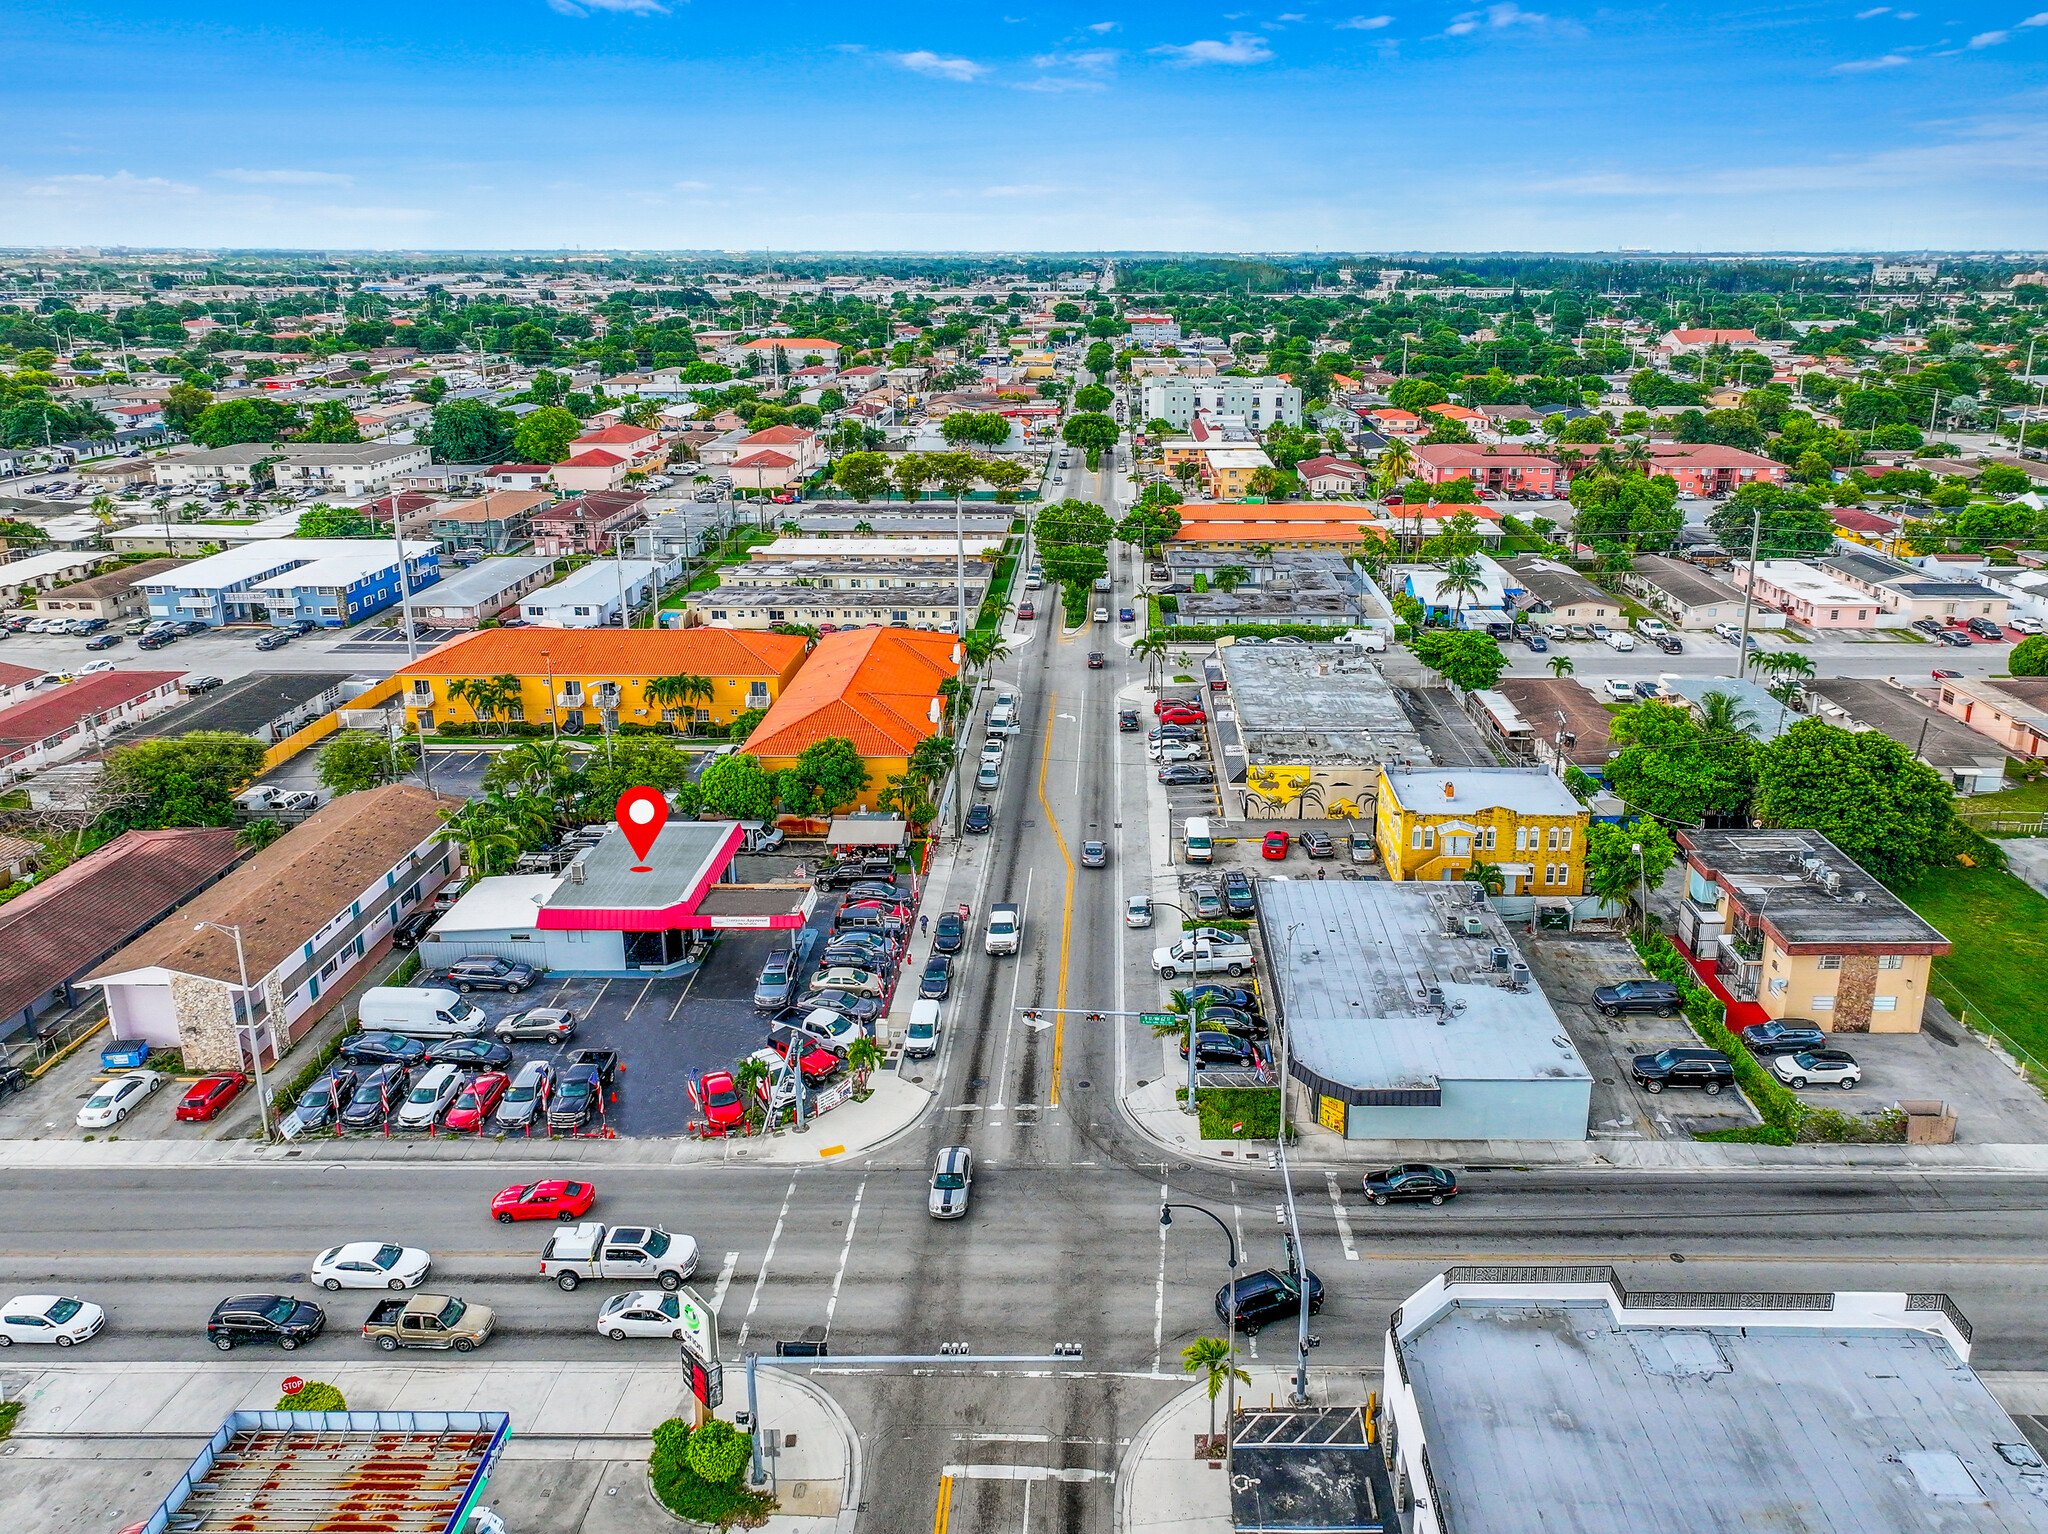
[4,0,2046,251]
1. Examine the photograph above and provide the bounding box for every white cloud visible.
[1968,28,2009,45]
[674,179,712,190]
[1830,49,1914,67]
[1151,31,1276,63]
[1854,5,1889,15]
[27,171,197,198]
[1031,47,1118,71]
[2023,10,2048,22]
[1086,19,1118,30]
[894,49,989,80]
[1445,2,1547,34]
[1275,11,1308,19]
[983,184,1058,196]
[215,167,353,187]
[1016,74,1110,90]
[1336,13,1395,26]
[547,0,669,14]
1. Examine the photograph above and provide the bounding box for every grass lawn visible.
[1891,860,2048,1072]
[1956,765,2048,825]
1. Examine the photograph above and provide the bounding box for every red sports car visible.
[175,1072,247,1122]
[770,1036,845,1086]
[690,1070,747,1132]
[445,1071,509,1132]
[1262,830,1291,860]
[1158,708,1206,726]
[492,1179,597,1223]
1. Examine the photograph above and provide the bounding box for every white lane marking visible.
[955,1432,1051,1443]
[624,978,656,1018]
[941,1465,1112,1483]
[1022,1476,1032,1530]
[822,1176,868,1336]
[990,865,1034,1111]
[711,1250,739,1312]
[736,1171,798,1350]
[1325,1171,1359,1261]
[1153,1178,1169,1373]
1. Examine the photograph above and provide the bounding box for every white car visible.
[76,1070,164,1128]
[597,1290,691,1340]
[2011,616,2045,635]
[309,1241,432,1291]
[393,1063,462,1129]
[0,1294,105,1347]
[979,738,1005,764]
[1636,618,1668,637]
[1125,893,1154,928]
[1603,678,1635,701]
[1150,740,1205,763]
[785,1007,864,1046]
[1771,1049,1862,1090]
[78,659,115,674]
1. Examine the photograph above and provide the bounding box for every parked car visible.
[1150,724,1201,742]
[492,1179,597,1223]
[1080,840,1108,868]
[1191,883,1224,919]
[1119,709,1141,731]
[814,856,896,890]
[927,1145,974,1220]
[1739,1021,1829,1057]
[435,955,539,993]
[339,1065,410,1130]
[1188,983,1261,1017]
[1935,629,1973,647]
[339,1031,429,1069]
[1222,869,1255,916]
[1262,830,1290,860]
[390,910,438,949]
[174,1072,248,1122]
[495,1060,556,1129]
[494,1007,576,1044]
[1157,707,1206,727]
[754,951,799,1011]
[932,911,965,954]
[1966,617,2006,640]
[1016,602,1034,620]
[549,1052,618,1130]
[207,1294,324,1352]
[1215,1268,1323,1336]
[1177,1031,1256,1067]
[1150,739,1205,763]
[689,1069,746,1134]
[293,1065,359,1131]
[1631,1047,1734,1095]
[1522,632,1548,652]
[1125,893,1154,928]
[785,991,882,1026]
[254,631,293,651]
[1656,634,1684,654]
[919,954,952,999]
[1154,697,1205,718]
[1301,829,1335,859]
[0,1294,105,1347]
[1592,980,1681,1018]
[76,1070,164,1128]
[445,1072,510,1131]
[1772,1048,1862,1090]
[1363,1164,1459,1206]
[964,803,994,833]
[393,1063,463,1130]
[1195,1005,1266,1040]
[84,633,122,651]
[425,1036,514,1071]
[310,1242,432,1292]
[1158,765,1214,785]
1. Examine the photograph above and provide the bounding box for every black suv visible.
[1215,1268,1324,1336]
[1739,1021,1828,1057]
[1632,1048,1734,1095]
[390,910,438,949]
[208,1294,325,1351]
[1592,980,1682,1018]
[292,1065,359,1130]
[1364,1164,1459,1206]
[1119,709,1141,732]
[1222,870,1255,916]
[814,856,897,890]
[437,955,539,993]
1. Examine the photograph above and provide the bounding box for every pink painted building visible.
[1414,444,1567,497]
[1729,561,1878,628]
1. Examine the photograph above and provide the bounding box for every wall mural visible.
[1242,765,1373,822]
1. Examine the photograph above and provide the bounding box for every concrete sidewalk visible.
[3,1359,858,1534]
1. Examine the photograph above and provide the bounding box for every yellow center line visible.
[933,1473,954,1534]
[1035,691,1074,1110]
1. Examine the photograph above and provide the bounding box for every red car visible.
[445,1071,509,1132]
[175,1072,247,1122]
[1262,830,1291,860]
[690,1070,747,1133]
[1017,603,1034,620]
[1155,697,1206,718]
[770,1037,845,1087]
[1158,708,1206,727]
[492,1179,597,1223]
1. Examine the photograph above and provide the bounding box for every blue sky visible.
[4,0,2046,251]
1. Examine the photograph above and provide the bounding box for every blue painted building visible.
[138,539,440,628]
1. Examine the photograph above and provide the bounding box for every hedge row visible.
[1626,931,1805,1139]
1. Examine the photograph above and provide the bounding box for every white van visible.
[1605,631,1636,652]
[358,986,487,1038]
[1184,817,1214,863]
[904,998,942,1059]
[987,704,1020,737]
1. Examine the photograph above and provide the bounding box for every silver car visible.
[495,1007,577,1043]
[494,1059,555,1129]
[928,1145,973,1220]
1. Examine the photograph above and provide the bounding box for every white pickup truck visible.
[1152,932,1254,980]
[538,1222,701,1292]
[985,902,1022,956]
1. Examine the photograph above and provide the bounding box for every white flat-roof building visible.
[749,537,1007,565]
[520,556,682,628]
[397,556,556,629]
[1141,376,1302,430]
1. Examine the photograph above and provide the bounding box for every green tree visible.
[1752,717,1955,884]
[894,451,934,507]
[485,738,582,797]
[1180,1336,1249,1444]
[189,397,302,448]
[1568,470,1682,551]
[698,751,776,820]
[236,819,287,852]
[1980,463,2031,496]
[726,706,768,742]
[1388,379,1448,412]
[276,1381,346,1412]
[1117,503,1182,553]
[428,399,517,465]
[316,732,417,794]
[575,738,701,823]
[447,674,522,727]
[1036,497,1114,548]
[1547,654,1575,679]
[512,406,582,464]
[775,736,871,816]
[1409,631,1506,691]
[643,674,715,730]
[1040,540,1108,589]
[1604,700,1756,824]
[1557,415,1609,444]
[99,733,269,832]
[1432,555,1487,625]
[1211,564,1251,593]
[1073,384,1113,412]
[297,400,363,444]
[684,1419,752,1484]
[2011,634,2048,677]
[832,450,893,503]
[1062,412,1119,468]
[938,411,1011,448]
[163,382,212,432]
[1706,482,1837,560]
[1584,818,1677,917]
[979,457,1031,503]
[440,802,518,877]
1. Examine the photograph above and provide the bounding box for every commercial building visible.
[743,627,961,809]
[517,556,680,628]
[1126,312,1182,345]
[1806,677,2008,794]
[688,584,975,631]
[0,670,187,779]
[128,672,362,746]
[1932,674,2048,758]
[747,536,1007,566]
[1257,879,1592,1140]
[136,539,440,628]
[33,558,180,622]
[1376,766,1587,895]
[151,443,430,494]
[89,784,458,1070]
[396,555,556,629]
[1216,642,1430,818]
[1140,377,1302,431]
[1383,1267,2013,1534]
[417,821,814,976]
[396,626,808,734]
[722,557,988,593]
[0,826,242,1045]
[1674,827,1950,1031]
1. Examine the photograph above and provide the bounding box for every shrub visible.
[649,1418,775,1529]
[686,1419,753,1484]
[278,1381,346,1411]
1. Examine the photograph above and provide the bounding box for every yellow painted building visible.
[1375,766,1588,895]
[394,629,809,733]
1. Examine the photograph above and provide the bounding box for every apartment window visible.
[1547,826,1560,851]
[1482,828,1496,851]
[1422,827,1435,849]
[1515,827,1528,852]
[1411,828,1423,850]
[1878,954,1903,970]
[1559,827,1571,851]
[1811,995,1835,1010]
[1817,955,1842,971]
[1873,996,1898,1012]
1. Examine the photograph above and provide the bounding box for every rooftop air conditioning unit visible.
[1509,961,1531,991]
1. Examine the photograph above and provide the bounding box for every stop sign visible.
[282,1376,305,1395]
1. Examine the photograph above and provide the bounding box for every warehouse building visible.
[1215,642,1430,820]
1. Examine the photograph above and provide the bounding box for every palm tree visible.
[961,630,1010,696]
[1212,564,1251,593]
[1617,438,1653,477]
[440,803,517,879]
[846,1036,884,1090]
[1547,654,1575,679]
[1133,630,1171,689]
[1696,689,1759,738]
[645,674,716,733]
[485,789,554,850]
[236,819,285,852]
[1375,437,1416,489]
[1754,649,1815,684]
[491,738,580,797]
[1435,554,1487,628]
[448,674,521,728]
[731,1055,771,1134]
[1181,1337,1250,1446]
[1462,861,1506,895]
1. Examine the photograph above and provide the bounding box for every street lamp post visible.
[1274,920,1314,1406]
[1632,840,1648,935]
[1161,1202,1240,1475]
[195,920,271,1142]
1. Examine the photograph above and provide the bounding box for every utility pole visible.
[1734,496,1765,671]
[1273,921,1313,1406]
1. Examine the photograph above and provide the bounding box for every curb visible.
[764,1366,864,1534]
[1112,1377,1201,1534]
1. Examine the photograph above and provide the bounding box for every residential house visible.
[742,627,962,810]
[267,445,432,496]
[1294,455,1371,496]
[0,660,43,706]
[1673,828,1950,1032]
[724,337,846,369]
[1805,677,2008,794]
[720,558,990,593]
[1495,677,1616,778]
[397,556,555,629]
[517,557,681,629]
[0,671,187,779]
[1820,548,2009,627]
[0,826,243,1045]
[1363,407,1426,437]
[1501,556,1615,627]
[1931,675,2048,758]
[127,672,360,746]
[145,538,439,628]
[426,490,547,554]
[0,549,121,606]
[1729,560,1879,628]
[530,490,648,557]
[1657,675,1802,741]
[34,558,180,622]
[351,401,433,439]
[1415,444,1567,497]
[1621,554,1777,631]
[1199,446,1276,501]
[483,464,553,493]
[1637,442,1789,497]
[567,423,661,466]
[88,785,458,1070]
[1390,561,1512,628]
[1375,765,1588,894]
[1659,328,1763,353]
[746,536,1007,567]
[396,627,807,734]
[549,449,631,494]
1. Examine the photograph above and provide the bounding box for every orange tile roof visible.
[1172,522,1370,543]
[743,628,961,761]
[741,424,817,445]
[398,627,808,679]
[573,425,657,445]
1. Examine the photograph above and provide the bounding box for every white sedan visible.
[1150,740,1205,763]
[597,1290,691,1340]
[309,1242,433,1291]
[0,1294,105,1347]
[76,1070,164,1128]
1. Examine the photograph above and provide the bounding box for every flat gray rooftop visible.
[1221,645,1431,767]
[545,821,732,912]
[1682,828,1951,949]
[401,556,553,608]
[1404,1300,2048,1534]
[1806,677,2006,771]
[1631,554,1745,609]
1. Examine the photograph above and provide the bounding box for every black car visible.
[255,630,293,651]
[338,1031,430,1069]
[292,1065,359,1130]
[814,856,897,890]
[1149,723,1200,742]
[1220,871,1256,917]
[1656,634,1684,654]
[390,910,438,949]
[1935,628,1973,647]
[1159,764,1215,785]
[1087,651,1105,669]
[1194,1005,1266,1040]
[1119,709,1141,731]
[1523,633,1548,652]
[173,620,209,637]
[1967,616,2006,639]
[207,1294,325,1352]
[436,955,539,993]
[338,1064,411,1129]
[1739,1021,1829,1057]
[1591,980,1682,1018]
[0,1062,30,1101]
[919,954,952,999]
[1215,1268,1323,1336]
[932,911,965,954]
[84,633,122,651]
[182,675,224,694]
[1188,983,1260,1017]
[1363,1164,1459,1206]
[964,804,994,834]
[844,881,903,903]
[285,618,319,635]
[138,631,175,650]
[425,1036,515,1070]
[549,1062,606,1129]
[1632,1047,1735,1095]
[1177,1030,1256,1067]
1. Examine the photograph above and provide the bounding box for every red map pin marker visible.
[615,787,668,871]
